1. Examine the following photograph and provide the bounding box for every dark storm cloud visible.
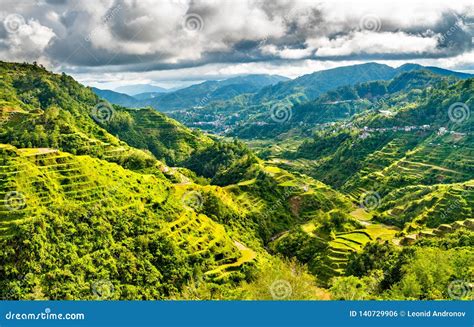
[0,0,472,74]
[45,0,68,5]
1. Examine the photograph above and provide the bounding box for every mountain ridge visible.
[0,60,472,301]
[115,84,169,95]
[0,61,351,299]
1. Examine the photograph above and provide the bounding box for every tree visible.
[330,276,368,300]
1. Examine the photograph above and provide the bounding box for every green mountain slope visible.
[170,64,472,137]
[250,63,397,104]
[0,61,349,299]
[94,74,289,111]
[102,107,213,166]
[0,61,472,301]
[91,88,139,108]
[0,144,250,299]
[376,180,473,230]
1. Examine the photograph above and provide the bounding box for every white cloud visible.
[406,50,474,70]
[0,0,473,85]
[81,0,287,63]
[311,31,441,57]
[0,17,55,63]
[260,44,314,59]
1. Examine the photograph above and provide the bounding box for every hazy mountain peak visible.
[115,84,169,95]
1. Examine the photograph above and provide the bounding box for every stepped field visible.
[0,61,472,300]
[271,209,399,284]
[376,180,474,230]
[0,62,360,299]
[103,107,213,166]
[0,143,262,298]
[342,133,474,201]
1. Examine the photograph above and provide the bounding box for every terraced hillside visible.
[0,142,348,298]
[1,61,472,300]
[271,207,399,285]
[325,231,374,275]
[222,162,353,240]
[260,77,473,216]
[103,107,213,166]
[0,62,260,298]
[0,61,358,299]
[0,143,262,298]
[255,75,472,185]
[341,133,473,199]
[400,218,474,245]
[377,180,474,230]
[0,62,165,173]
[261,77,473,290]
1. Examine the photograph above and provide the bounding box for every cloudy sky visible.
[1,0,473,90]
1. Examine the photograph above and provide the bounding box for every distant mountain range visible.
[1,60,472,301]
[229,68,467,139]
[92,74,289,110]
[162,63,472,135]
[249,62,397,105]
[91,87,138,107]
[115,84,169,95]
[93,63,472,118]
[249,63,472,105]
[396,63,473,79]
[133,91,164,100]
[140,74,289,111]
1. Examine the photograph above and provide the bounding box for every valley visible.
[0,61,472,300]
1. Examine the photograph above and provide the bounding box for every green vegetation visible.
[0,61,472,300]
[244,68,473,298]
[103,106,213,166]
[96,75,289,112]
[338,230,474,300]
[0,62,351,299]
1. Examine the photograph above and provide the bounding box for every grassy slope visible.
[2,61,470,299]
[0,144,258,298]
[0,61,351,299]
[258,78,473,284]
[103,107,213,166]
